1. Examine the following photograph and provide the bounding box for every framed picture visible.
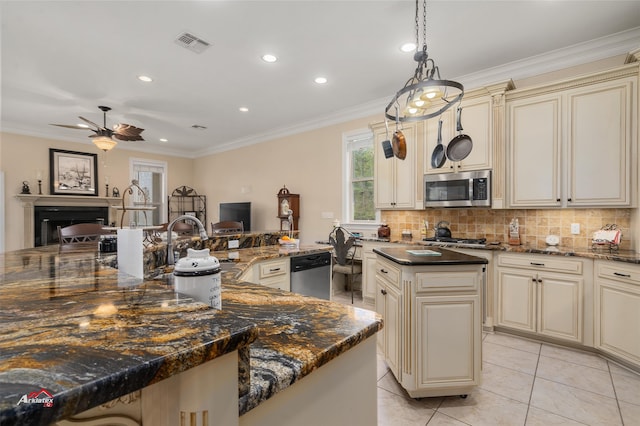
[49,149,98,196]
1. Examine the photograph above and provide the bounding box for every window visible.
[130,158,168,226]
[342,130,378,224]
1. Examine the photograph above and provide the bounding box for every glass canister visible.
[377,224,390,239]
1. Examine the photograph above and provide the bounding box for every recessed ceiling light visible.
[400,42,416,53]
[262,54,277,63]
[159,138,168,142]
[77,123,89,128]
[137,75,153,82]
[314,77,328,84]
[239,107,249,112]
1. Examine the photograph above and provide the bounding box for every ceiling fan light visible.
[92,136,117,152]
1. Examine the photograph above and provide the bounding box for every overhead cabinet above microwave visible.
[506,64,638,208]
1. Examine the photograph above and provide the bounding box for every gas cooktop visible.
[422,237,487,247]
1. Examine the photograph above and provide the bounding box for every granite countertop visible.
[374,246,489,266]
[0,243,382,424]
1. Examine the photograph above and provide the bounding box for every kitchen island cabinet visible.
[506,64,638,208]
[0,244,382,426]
[374,247,487,398]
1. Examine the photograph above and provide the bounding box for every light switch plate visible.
[571,223,580,234]
[228,239,240,249]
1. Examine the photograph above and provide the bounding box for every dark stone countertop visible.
[374,246,489,266]
[0,243,382,424]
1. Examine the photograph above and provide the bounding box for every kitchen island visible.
[373,246,487,398]
[0,243,382,426]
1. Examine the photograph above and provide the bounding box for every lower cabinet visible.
[375,271,401,378]
[363,241,404,305]
[252,258,290,291]
[375,256,484,398]
[594,260,640,366]
[496,253,591,345]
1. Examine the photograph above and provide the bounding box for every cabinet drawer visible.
[416,267,480,293]
[259,259,288,279]
[596,261,640,286]
[498,253,583,275]
[376,258,401,289]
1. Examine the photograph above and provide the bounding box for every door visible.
[416,294,480,387]
[497,268,536,332]
[537,273,583,342]
[567,78,633,206]
[507,94,562,207]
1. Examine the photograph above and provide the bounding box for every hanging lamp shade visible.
[385,0,463,122]
[92,135,118,152]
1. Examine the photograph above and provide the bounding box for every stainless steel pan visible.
[446,107,473,162]
[430,119,446,168]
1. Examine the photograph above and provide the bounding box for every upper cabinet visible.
[506,65,638,208]
[372,121,423,209]
[424,95,492,174]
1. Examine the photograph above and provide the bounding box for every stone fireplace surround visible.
[16,195,122,248]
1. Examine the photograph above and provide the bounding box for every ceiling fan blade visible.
[112,123,145,141]
[78,116,102,130]
[49,124,90,130]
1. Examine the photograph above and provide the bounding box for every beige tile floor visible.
[333,291,640,426]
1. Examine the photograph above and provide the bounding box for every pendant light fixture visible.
[385,0,463,122]
[92,135,118,152]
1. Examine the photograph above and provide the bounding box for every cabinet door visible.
[507,94,562,207]
[375,276,401,378]
[538,273,583,343]
[595,279,640,364]
[416,294,480,388]
[455,97,492,172]
[374,126,395,208]
[362,250,378,303]
[567,78,634,206]
[497,268,536,332]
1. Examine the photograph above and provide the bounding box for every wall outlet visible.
[570,223,580,234]
[321,211,334,219]
[228,239,240,249]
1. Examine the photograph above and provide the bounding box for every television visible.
[219,202,251,232]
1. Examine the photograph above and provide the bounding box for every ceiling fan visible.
[50,106,144,151]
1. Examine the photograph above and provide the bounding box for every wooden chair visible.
[329,227,362,304]
[57,223,107,244]
[211,221,244,234]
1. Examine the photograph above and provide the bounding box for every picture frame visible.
[49,149,98,196]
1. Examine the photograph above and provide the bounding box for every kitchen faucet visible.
[166,215,209,266]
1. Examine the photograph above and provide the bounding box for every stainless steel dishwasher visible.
[290,252,332,300]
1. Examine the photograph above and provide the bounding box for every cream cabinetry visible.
[362,241,397,305]
[375,257,402,378]
[409,265,482,397]
[424,95,492,174]
[372,121,422,209]
[375,254,484,398]
[506,66,637,208]
[496,253,592,344]
[594,260,640,366]
[252,257,290,291]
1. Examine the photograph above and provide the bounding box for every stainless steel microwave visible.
[424,170,491,208]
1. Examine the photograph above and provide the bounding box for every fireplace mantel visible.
[16,194,123,248]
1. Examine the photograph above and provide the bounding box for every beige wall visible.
[192,115,378,245]
[1,132,194,251]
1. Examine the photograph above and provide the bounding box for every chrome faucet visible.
[167,215,209,266]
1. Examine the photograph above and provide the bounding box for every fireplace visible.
[34,206,109,246]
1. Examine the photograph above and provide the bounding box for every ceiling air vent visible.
[174,32,211,54]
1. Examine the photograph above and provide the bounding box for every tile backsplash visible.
[381,208,632,250]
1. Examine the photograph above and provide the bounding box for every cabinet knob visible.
[556,198,561,202]
[380,289,387,295]
[567,198,572,202]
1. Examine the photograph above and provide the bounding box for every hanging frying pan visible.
[381,120,394,159]
[392,108,406,160]
[430,119,446,168]
[447,107,473,162]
